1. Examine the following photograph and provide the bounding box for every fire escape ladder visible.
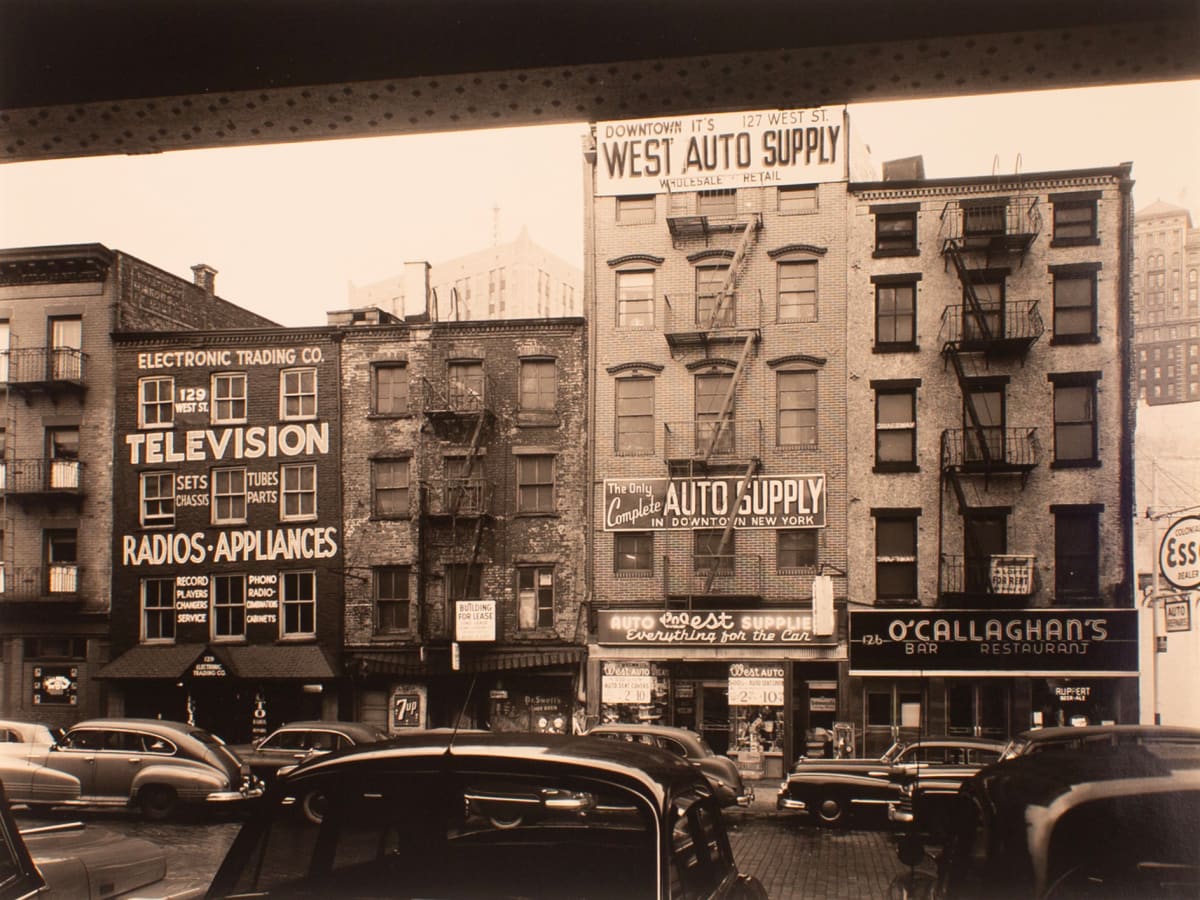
[702,332,757,465]
[448,409,488,515]
[944,345,994,470]
[705,215,759,331]
[456,516,488,606]
[703,456,761,595]
[945,241,994,344]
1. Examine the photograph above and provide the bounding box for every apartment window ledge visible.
[873,343,920,354]
[873,463,920,474]
[1050,335,1101,346]
[1050,237,1101,249]
[1050,459,1101,470]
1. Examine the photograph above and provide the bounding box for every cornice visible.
[767,243,828,259]
[767,353,827,368]
[0,254,109,286]
[686,249,735,264]
[685,357,737,371]
[112,327,340,346]
[607,254,665,268]
[852,171,1127,203]
[606,361,665,375]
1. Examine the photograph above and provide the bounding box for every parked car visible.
[0,781,207,899]
[0,720,81,812]
[228,720,389,788]
[206,732,768,899]
[0,721,62,761]
[916,742,1200,898]
[998,723,1200,762]
[35,717,263,820]
[776,736,1005,827]
[584,723,754,808]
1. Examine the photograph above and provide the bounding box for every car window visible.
[0,729,21,743]
[137,733,176,754]
[967,748,1001,765]
[660,738,690,759]
[262,730,309,752]
[62,729,104,751]
[308,732,338,752]
[670,792,734,899]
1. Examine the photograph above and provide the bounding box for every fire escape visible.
[419,368,495,641]
[937,196,1042,605]
[663,208,764,605]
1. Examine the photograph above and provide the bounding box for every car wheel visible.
[139,785,178,821]
[816,794,846,827]
[300,789,328,825]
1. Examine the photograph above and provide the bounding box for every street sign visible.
[1164,597,1192,633]
[1159,515,1200,590]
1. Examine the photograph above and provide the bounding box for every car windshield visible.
[224,769,658,899]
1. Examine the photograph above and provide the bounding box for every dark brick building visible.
[332,269,588,735]
[0,245,274,727]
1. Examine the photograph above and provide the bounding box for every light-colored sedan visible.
[0,720,80,811]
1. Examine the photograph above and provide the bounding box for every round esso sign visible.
[1159,515,1200,590]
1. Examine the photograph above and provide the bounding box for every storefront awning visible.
[98,643,338,681]
[349,647,584,677]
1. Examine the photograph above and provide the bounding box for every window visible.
[519,359,556,411]
[615,377,654,455]
[963,382,1006,464]
[373,459,410,518]
[1054,506,1100,600]
[448,361,484,409]
[777,370,817,446]
[617,270,655,328]
[139,376,174,428]
[963,202,1006,236]
[1052,374,1099,465]
[281,463,317,520]
[778,260,817,323]
[49,316,83,380]
[373,364,408,415]
[211,574,246,639]
[962,273,1004,342]
[617,194,655,224]
[875,280,917,349]
[695,372,734,454]
[778,185,817,214]
[445,564,481,602]
[280,368,317,419]
[517,566,554,630]
[211,372,247,423]
[1052,267,1099,341]
[47,427,79,488]
[212,467,247,523]
[140,471,175,527]
[695,263,733,326]
[697,188,736,216]
[874,511,918,601]
[694,530,734,574]
[875,210,918,254]
[614,532,653,574]
[375,566,410,634]
[1052,196,1098,243]
[45,530,77,593]
[874,385,917,470]
[281,571,316,637]
[142,577,175,642]
[777,530,818,571]
[517,454,555,514]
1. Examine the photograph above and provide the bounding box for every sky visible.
[0,79,1196,328]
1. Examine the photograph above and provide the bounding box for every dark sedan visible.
[228,720,389,789]
[776,736,1005,826]
[206,732,767,899]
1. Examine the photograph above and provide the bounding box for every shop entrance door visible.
[947,681,1009,739]
[699,681,731,755]
[863,682,923,758]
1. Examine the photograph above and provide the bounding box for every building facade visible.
[332,283,589,735]
[584,108,861,775]
[845,164,1139,754]
[0,245,275,727]
[1132,200,1200,405]
[348,227,583,322]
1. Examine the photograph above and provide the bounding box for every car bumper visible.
[776,795,806,811]
[206,777,266,804]
[887,802,913,824]
[735,785,755,807]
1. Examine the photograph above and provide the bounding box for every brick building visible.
[0,244,274,727]
[845,162,1139,753]
[584,108,866,774]
[100,326,345,743]
[1132,200,1200,405]
[332,268,589,734]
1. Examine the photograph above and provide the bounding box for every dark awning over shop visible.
[98,643,338,681]
[349,647,585,677]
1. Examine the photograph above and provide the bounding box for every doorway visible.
[699,681,731,754]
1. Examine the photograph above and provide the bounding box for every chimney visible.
[882,156,925,182]
[191,263,217,294]
[402,261,432,323]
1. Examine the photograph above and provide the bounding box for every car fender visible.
[0,757,81,804]
[783,770,899,799]
[132,761,228,802]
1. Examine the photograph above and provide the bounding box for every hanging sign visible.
[989,555,1034,595]
[1159,516,1200,590]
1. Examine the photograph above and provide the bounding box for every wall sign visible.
[1159,516,1200,590]
[391,685,426,730]
[32,666,78,705]
[849,610,1139,675]
[191,655,228,678]
[728,663,784,706]
[456,599,496,642]
[989,555,1034,595]
[604,474,825,531]
[601,661,654,704]
[1164,597,1192,633]
[596,608,836,646]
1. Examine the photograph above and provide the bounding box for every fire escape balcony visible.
[421,478,494,518]
[940,553,1038,608]
[420,373,496,419]
[3,347,87,395]
[941,428,1039,476]
[662,291,762,351]
[938,198,1041,256]
[2,459,85,504]
[0,565,81,600]
[663,419,762,474]
[939,300,1044,358]
[664,552,764,603]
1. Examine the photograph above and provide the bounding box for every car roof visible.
[69,718,201,736]
[586,724,702,741]
[284,731,706,805]
[1016,724,1200,744]
[270,720,384,736]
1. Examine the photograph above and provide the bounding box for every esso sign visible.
[1159,515,1200,590]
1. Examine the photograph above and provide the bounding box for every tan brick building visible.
[846,163,1138,753]
[333,270,589,734]
[0,244,274,726]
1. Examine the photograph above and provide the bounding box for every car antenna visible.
[447,673,478,752]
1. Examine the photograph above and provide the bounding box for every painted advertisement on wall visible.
[603,474,825,531]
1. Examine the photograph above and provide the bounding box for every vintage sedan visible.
[0,782,207,899]
[585,723,754,807]
[37,717,263,820]
[776,736,1005,826]
[206,732,768,899]
[228,720,389,789]
[922,744,1200,898]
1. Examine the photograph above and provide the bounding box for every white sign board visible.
[1165,597,1192,633]
[596,107,846,195]
[990,555,1035,595]
[456,600,496,642]
[602,675,655,704]
[727,664,785,707]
